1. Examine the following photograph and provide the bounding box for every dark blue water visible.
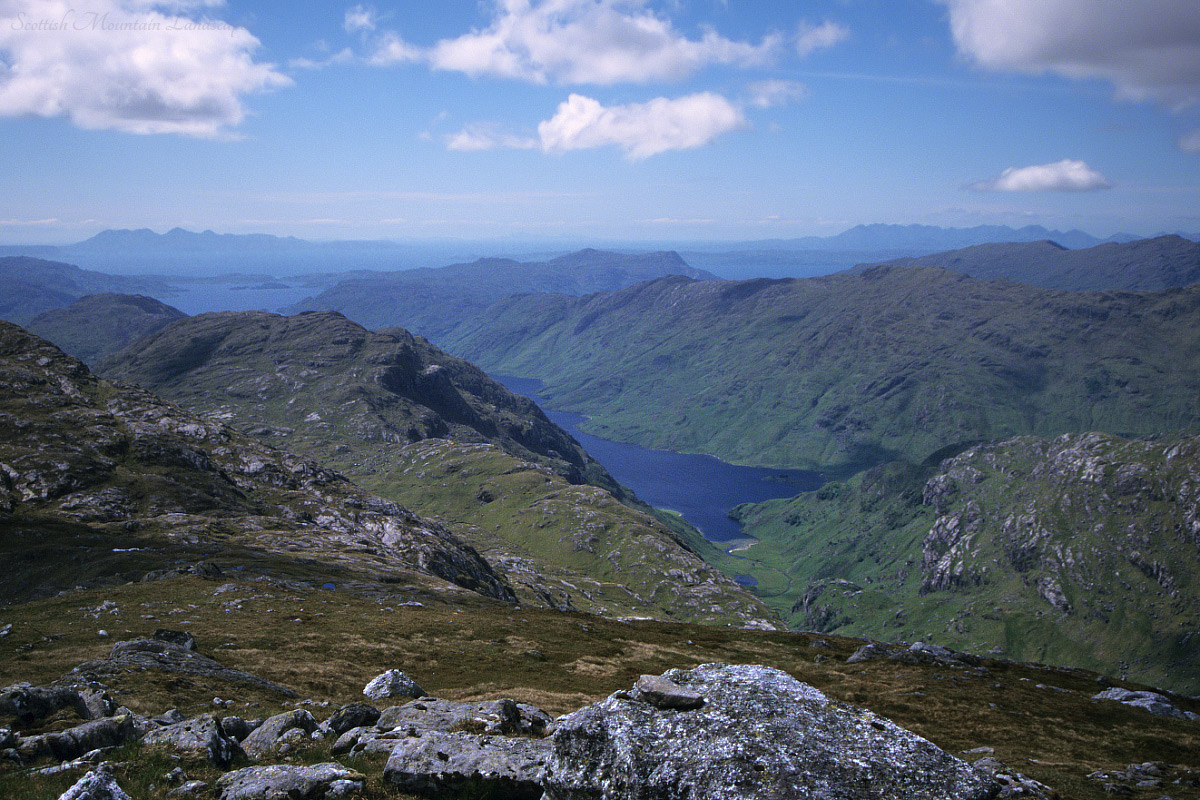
[152,282,315,316]
[494,376,822,544]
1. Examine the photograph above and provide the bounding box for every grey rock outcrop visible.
[378,698,520,735]
[240,710,318,760]
[216,763,365,800]
[18,715,138,763]
[383,730,550,799]
[142,714,244,767]
[0,683,114,724]
[542,663,998,800]
[58,638,297,698]
[1091,688,1199,720]
[631,674,705,710]
[58,766,133,800]
[363,670,425,702]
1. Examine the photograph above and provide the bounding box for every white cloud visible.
[537,92,746,159]
[795,20,849,57]
[748,79,807,108]
[369,31,422,65]
[443,126,537,152]
[344,4,376,34]
[1180,128,1200,153]
[940,0,1200,109]
[426,0,781,84]
[0,0,289,136]
[289,48,355,71]
[968,159,1112,192]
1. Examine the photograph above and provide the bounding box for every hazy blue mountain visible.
[0,256,172,325]
[27,293,187,366]
[867,235,1200,292]
[285,248,718,341]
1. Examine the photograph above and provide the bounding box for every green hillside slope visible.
[727,432,1200,693]
[445,267,1200,473]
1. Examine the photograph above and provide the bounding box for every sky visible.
[1,0,1199,244]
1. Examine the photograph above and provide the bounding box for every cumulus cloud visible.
[369,31,422,65]
[447,91,746,159]
[968,159,1112,192]
[795,20,848,57]
[0,0,289,136]
[537,92,745,159]
[940,0,1200,109]
[425,0,781,84]
[747,79,807,108]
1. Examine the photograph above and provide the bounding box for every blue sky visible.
[2,0,1199,244]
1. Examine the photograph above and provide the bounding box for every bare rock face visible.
[542,664,998,800]
[377,698,521,736]
[383,730,551,799]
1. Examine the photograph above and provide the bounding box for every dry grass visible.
[2,575,1198,799]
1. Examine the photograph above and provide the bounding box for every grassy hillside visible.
[444,267,1200,473]
[725,432,1200,693]
[101,311,773,627]
[0,257,171,325]
[27,293,186,366]
[872,234,1200,292]
[284,248,717,341]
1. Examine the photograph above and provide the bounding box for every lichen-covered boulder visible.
[542,663,998,800]
[239,709,318,760]
[142,714,244,767]
[378,698,520,735]
[324,703,381,736]
[383,730,550,799]
[363,670,425,702]
[57,766,132,800]
[216,763,364,800]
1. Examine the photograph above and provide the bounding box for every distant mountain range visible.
[4,224,1193,280]
[284,248,717,341]
[444,266,1200,473]
[0,256,172,325]
[867,234,1200,292]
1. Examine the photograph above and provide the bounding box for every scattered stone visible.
[167,780,209,798]
[240,709,318,760]
[153,710,187,727]
[325,703,381,737]
[632,674,706,710]
[378,698,521,736]
[384,730,551,800]
[216,763,365,800]
[363,670,425,702]
[971,755,1055,798]
[846,642,891,663]
[57,766,132,800]
[153,630,197,650]
[543,663,998,800]
[142,714,244,768]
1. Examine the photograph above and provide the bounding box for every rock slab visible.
[383,730,550,800]
[217,763,365,800]
[543,663,999,800]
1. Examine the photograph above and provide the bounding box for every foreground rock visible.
[216,763,364,800]
[240,710,318,760]
[58,766,133,800]
[542,663,998,800]
[384,730,550,799]
[142,714,244,767]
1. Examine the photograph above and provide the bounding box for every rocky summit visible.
[0,320,511,604]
